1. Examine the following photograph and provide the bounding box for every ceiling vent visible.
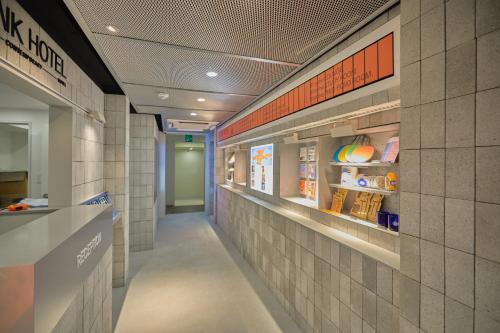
[167,119,218,132]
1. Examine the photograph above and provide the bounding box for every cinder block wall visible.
[71,109,105,205]
[399,0,500,331]
[218,186,400,333]
[104,95,130,287]
[129,114,157,251]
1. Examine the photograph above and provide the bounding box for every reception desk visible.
[0,204,114,333]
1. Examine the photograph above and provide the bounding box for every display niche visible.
[280,107,400,234]
[225,148,247,186]
[280,139,320,208]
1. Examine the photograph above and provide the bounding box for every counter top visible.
[219,185,400,270]
[0,204,111,266]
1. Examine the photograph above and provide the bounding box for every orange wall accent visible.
[217,33,394,142]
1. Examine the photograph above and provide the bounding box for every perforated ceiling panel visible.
[96,35,296,95]
[124,83,254,111]
[136,106,234,123]
[69,0,392,130]
[73,0,391,64]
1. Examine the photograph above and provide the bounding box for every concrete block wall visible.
[130,114,157,251]
[399,0,500,331]
[72,109,105,205]
[218,186,400,333]
[52,245,113,333]
[104,94,130,287]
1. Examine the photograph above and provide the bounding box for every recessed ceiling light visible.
[206,71,218,77]
[189,147,193,151]
[190,112,198,116]
[158,92,169,100]
[106,25,119,33]
[197,98,206,102]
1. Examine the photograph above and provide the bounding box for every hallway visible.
[114,213,302,333]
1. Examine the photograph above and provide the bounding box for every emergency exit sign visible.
[184,135,193,142]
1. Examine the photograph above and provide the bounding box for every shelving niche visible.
[280,107,400,234]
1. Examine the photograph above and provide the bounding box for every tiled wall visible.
[52,245,113,333]
[218,186,400,333]
[399,0,500,331]
[72,109,105,205]
[104,94,130,287]
[130,114,157,251]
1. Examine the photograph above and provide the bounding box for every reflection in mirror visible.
[0,123,30,208]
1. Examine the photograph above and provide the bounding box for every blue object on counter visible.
[377,211,389,228]
[388,213,399,232]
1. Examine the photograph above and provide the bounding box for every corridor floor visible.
[114,212,302,333]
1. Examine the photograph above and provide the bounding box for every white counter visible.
[0,204,110,266]
[0,204,113,333]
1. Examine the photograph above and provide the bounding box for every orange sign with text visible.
[218,33,394,142]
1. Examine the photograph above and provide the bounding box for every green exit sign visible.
[184,135,193,142]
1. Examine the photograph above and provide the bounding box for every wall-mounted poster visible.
[251,144,274,195]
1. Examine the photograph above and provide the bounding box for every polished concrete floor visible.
[114,212,302,333]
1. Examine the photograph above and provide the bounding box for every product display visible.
[350,192,372,219]
[306,181,316,200]
[367,194,383,222]
[307,146,317,161]
[332,145,346,162]
[355,174,386,189]
[376,210,399,231]
[299,180,306,195]
[299,163,307,178]
[330,189,348,213]
[227,152,235,182]
[388,213,399,232]
[299,147,307,161]
[341,166,358,186]
[307,164,316,179]
[347,136,374,163]
[381,136,399,163]
[251,144,273,195]
[385,172,397,191]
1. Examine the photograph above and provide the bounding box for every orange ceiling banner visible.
[217,33,394,142]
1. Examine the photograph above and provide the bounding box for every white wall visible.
[0,109,49,198]
[174,147,204,201]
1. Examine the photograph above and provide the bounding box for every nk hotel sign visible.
[0,0,67,85]
[218,33,395,142]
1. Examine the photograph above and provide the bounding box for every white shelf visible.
[329,161,397,167]
[329,183,396,195]
[322,210,399,236]
[282,196,318,209]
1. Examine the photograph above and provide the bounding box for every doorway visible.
[168,141,205,213]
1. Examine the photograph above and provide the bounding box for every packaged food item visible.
[385,172,397,191]
[341,167,358,186]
